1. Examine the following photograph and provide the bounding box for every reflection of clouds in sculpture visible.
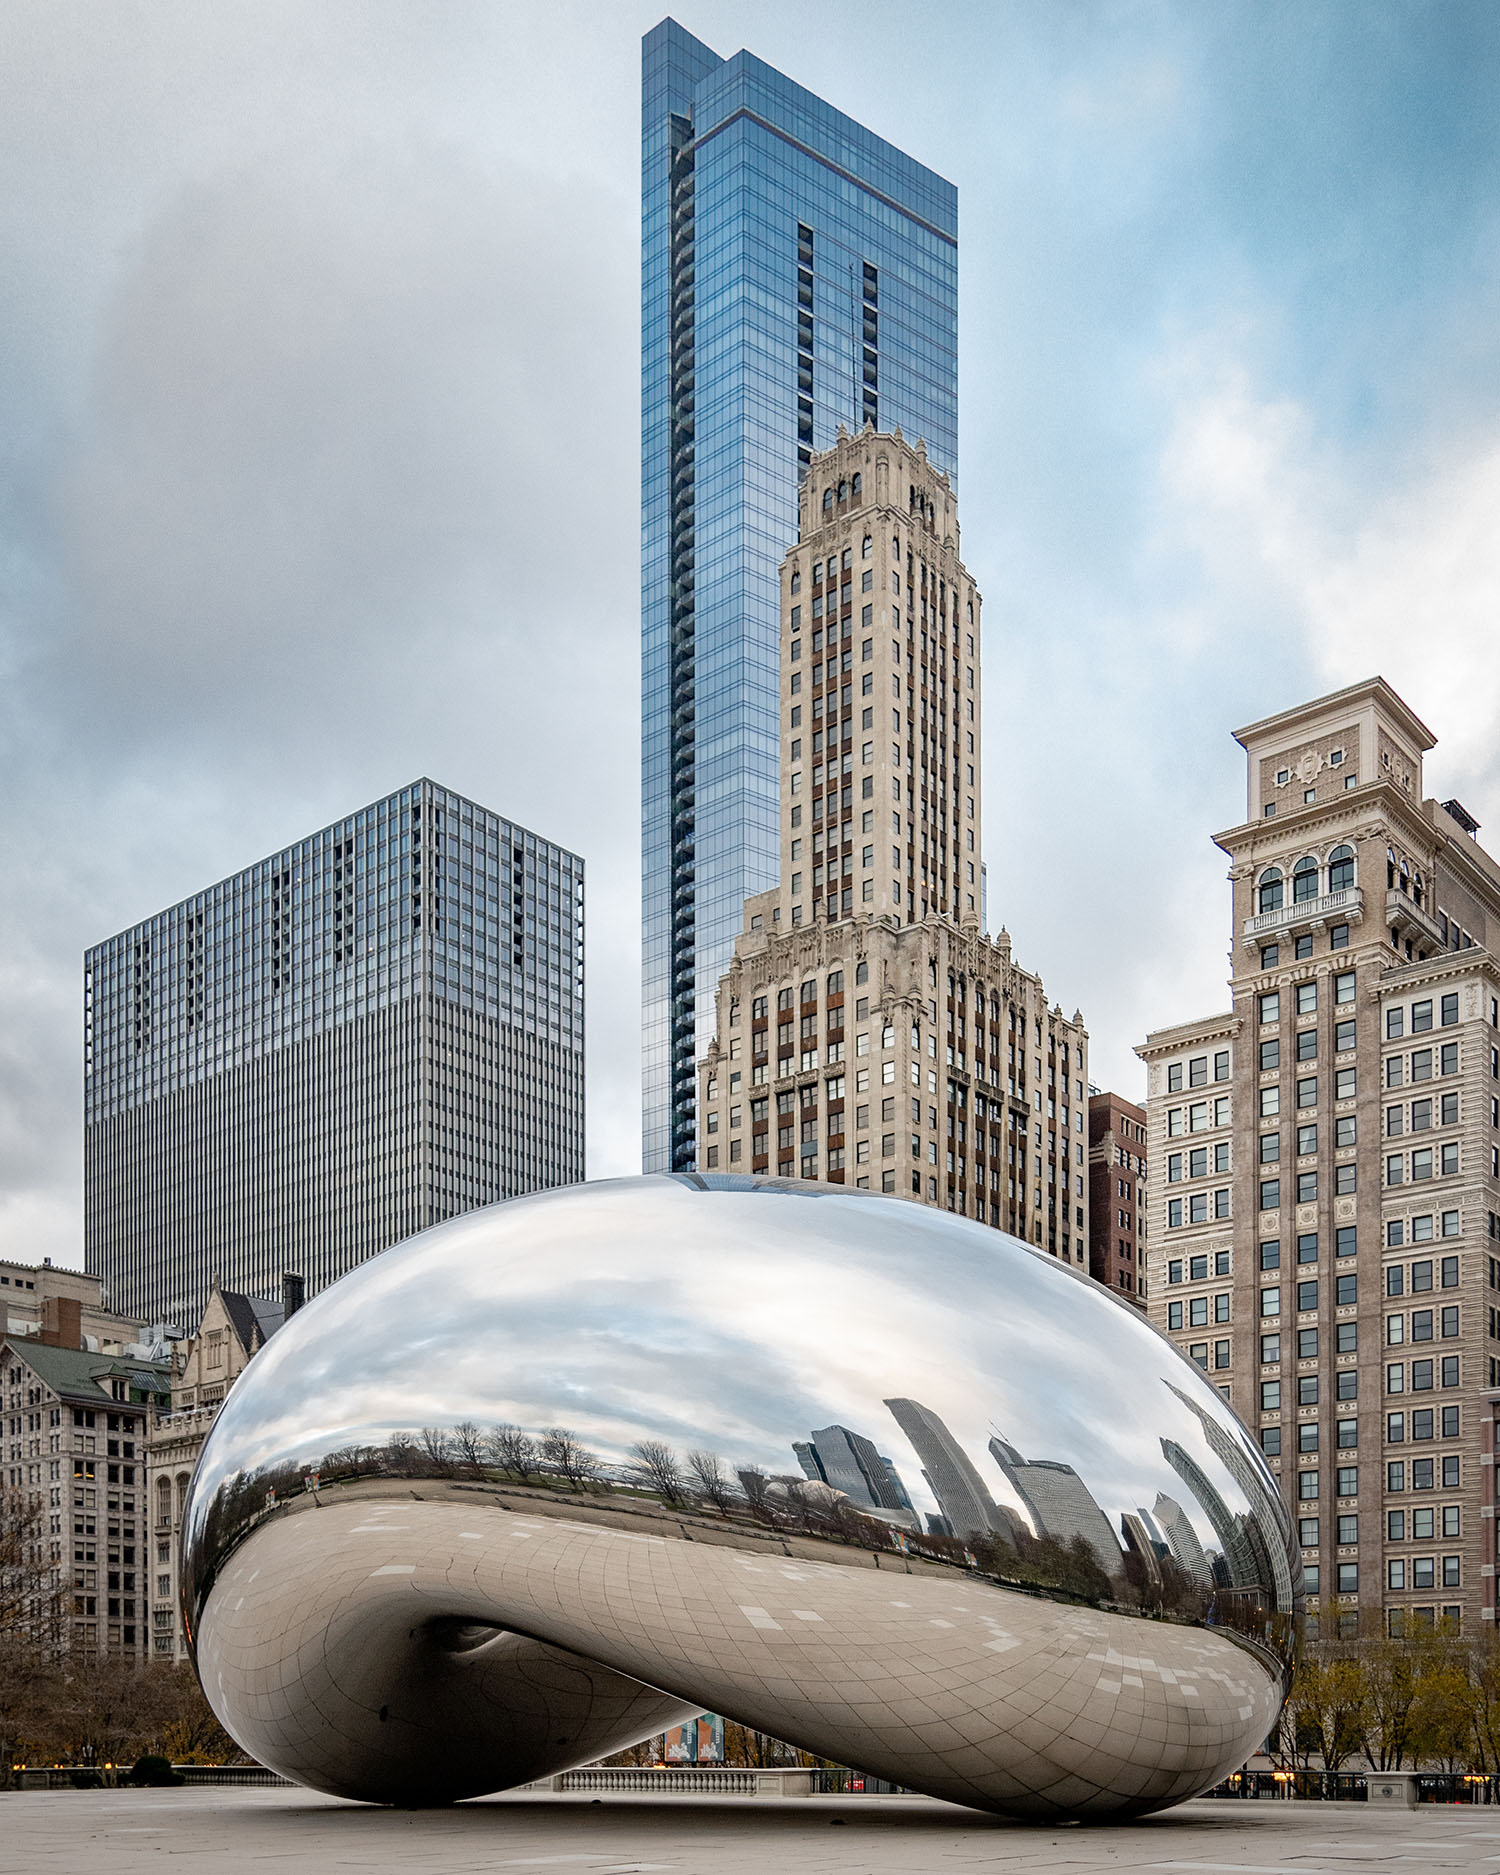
[182,1175,1298,1820]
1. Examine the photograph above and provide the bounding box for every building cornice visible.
[1135,1011,1241,1060]
[1211,778,1422,859]
[1231,676,1436,755]
[1367,944,1500,1000]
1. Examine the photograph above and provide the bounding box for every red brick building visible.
[1089,1091,1147,1307]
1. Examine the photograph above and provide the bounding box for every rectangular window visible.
[1260,1132,1281,1164]
[1336,1272,1357,1305]
[1260,1085,1280,1117]
[1260,1240,1281,1270]
[1334,971,1356,1005]
[1260,1333,1281,1363]
[1441,992,1458,1026]
[1297,1279,1318,1312]
[1297,1077,1318,1108]
[1261,1379,1281,1410]
[1259,991,1280,1024]
[1261,1287,1281,1317]
[1412,1000,1433,1033]
[1297,982,1318,1015]
[1260,1039,1281,1071]
[1296,1028,1318,1062]
[1168,1302,1183,1330]
[1298,1471,1320,1500]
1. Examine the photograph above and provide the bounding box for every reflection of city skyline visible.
[1164,1382,1294,1607]
[988,1434,1122,1564]
[794,1424,917,1526]
[1151,1492,1215,1587]
[883,1398,1022,1543]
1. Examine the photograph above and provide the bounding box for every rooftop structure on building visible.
[1137,675,1500,1640]
[0,1254,155,1355]
[85,777,584,1328]
[698,431,1090,1258]
[642,18,958,1174]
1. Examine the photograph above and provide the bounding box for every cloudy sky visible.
[4,1,1499,1268]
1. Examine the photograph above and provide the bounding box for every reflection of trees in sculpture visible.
[970,1527,1113,1605]
[419,1427,455,1475]
[487,1423,539,1483]
[686,1449,735,1513]
[384,1431,421,1476]
[737,1466,771,1519]
[450,1421,485,1474]
[541,1427,600,1492]
[630,1440,687,1505]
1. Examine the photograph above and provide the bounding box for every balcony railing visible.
[1385,889,1446,951]
[1241,886,1363,947]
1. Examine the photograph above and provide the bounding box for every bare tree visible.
[686,1449,735,1514]
[419,1426,455,1475]
[630,1439,686,1505]
[450,1420,485,1474]
[737,1466,772,1521]
[541,1427,600,1492]
[383,1431,419,1476]
[487,1423,540,1483]
[0,1484,65,1788]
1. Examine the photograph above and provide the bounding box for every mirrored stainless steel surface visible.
[181,1174,1300,1817]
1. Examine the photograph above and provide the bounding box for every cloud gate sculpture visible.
[180,1175,1299,1818]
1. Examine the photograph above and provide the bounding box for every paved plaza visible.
[7,1786,1500,1875]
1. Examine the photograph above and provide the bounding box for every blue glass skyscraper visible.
[641,18,958,1171]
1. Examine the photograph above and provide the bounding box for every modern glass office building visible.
[84,780,584,1327]
[642,18,958,1172]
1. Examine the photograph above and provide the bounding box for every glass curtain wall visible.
[641,18,958,1171]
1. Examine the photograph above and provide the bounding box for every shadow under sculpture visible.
[180,1175,1299,1818]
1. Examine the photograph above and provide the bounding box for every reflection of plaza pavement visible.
[196,1494,1278,1815]
[7,1786,1498,1875]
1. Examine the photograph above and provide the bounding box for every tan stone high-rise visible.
[1138,678,1500,1640]
[698,430,1089,1260]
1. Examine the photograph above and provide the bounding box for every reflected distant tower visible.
[987,1436,1122,1565]
[1166,1383,1295,1607]
[1119,1511,1163,1589]
[1152,1492,1214,1587]
[884,1398,1019,1542]
[797,1423,913,1518]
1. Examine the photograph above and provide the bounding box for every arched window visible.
[1257,868,1283,914]
[1292,856,1319,903]
[861,534,872,559]
[157,1476,172,1527]
[837,480,847,503]
[854,959,868,985]
[851,472,862,499]
[1328,845,1355,893]
[823,487,834,515]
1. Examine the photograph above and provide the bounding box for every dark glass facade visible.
[84,780,584,1326]
[642,18,958,1171]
